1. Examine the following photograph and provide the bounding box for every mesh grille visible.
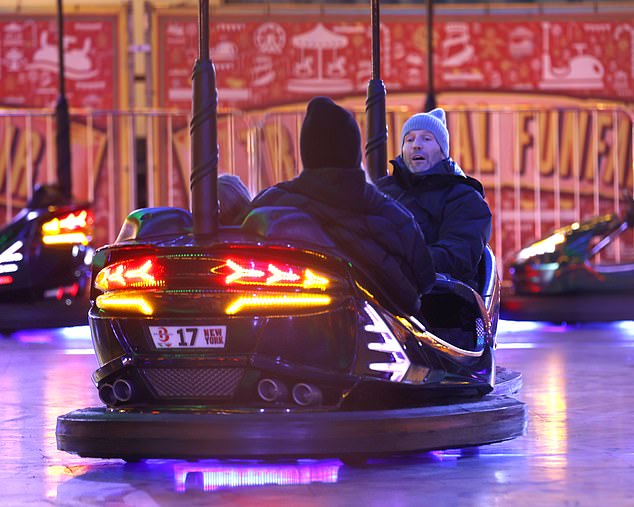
[475,318,485,339]
[142,367,245,399]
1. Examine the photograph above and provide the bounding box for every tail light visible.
[95,257,165,291]
[220,258,329,290]
[41,209,93,246]
[93,249,345,316]
[0,275,13,285]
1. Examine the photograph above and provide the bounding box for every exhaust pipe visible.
[292,383,323,407]
[257,378,288,402]
[98,383,116,405]
[113,379,134,402]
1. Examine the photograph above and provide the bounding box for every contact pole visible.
[190,0,219,237]
[365,0,387,181]
[55,0,71,200]
[424,0,437,112]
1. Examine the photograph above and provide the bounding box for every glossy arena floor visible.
[2,320,634,506]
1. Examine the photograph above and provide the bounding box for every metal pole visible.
[55,0,71,200]
[424,0,437,112]
[365,0,387,182]
[190,0,218,237]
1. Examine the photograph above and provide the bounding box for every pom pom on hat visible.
[300,96,362,170]
[400,108,450,158]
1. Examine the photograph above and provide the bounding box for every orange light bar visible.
[223,259,329,290]
[96,293,154,315]
[41,210,92,245]
[41,232,89,246]
[225,293,331,315]
[95,258,164,291]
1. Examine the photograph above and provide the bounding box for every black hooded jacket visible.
[250,167,436,315]
[377,156,492,288]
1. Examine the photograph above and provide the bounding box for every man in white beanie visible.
[377,108,492,289]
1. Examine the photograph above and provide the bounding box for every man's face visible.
[402,129,445,173]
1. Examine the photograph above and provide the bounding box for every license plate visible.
[149,325,227,349]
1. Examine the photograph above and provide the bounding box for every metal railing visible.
[1,104,632,274]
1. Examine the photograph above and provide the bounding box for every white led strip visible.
[0,241,23,273]
[363,303,411,382]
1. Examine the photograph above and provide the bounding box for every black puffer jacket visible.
[377,156,492,288]
[250,167,436,315]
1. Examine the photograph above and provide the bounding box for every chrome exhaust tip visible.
[257,378,288,402]
[292,383,323,407]
[98,383,116,405]
[113,378,133,402]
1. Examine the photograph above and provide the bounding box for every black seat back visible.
[241,206,337,249]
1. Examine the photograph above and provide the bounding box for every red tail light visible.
[95,257,165,291]
[93,250,344,316]
[0,275,13,285]
[219,258,329,290]
[42,209,93,246]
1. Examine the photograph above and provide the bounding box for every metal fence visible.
[1,103,632,275]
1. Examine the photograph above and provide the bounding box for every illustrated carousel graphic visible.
[287,23,353,94]
[56,0,526,462]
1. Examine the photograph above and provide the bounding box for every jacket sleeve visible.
[381,197,436,296]
[431,185,492,282]
[404,214,436,295]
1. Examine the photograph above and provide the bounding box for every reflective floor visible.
[2,320,634,506]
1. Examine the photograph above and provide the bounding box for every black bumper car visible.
[56,206,525,460]
[56,0,525,462]
[0,185,93,333]
[501,197,634,322]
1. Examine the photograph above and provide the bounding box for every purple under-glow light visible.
[173,460,341,493]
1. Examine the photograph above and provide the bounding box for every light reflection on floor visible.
[4,319,634,505]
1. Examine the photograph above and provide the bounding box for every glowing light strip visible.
[302,269,329,290]
[59,210,88,230]
[0,240,23,264]
[225,259,265,284]
[363,303,410,382]
[173,462,341,492]
[266,263,300,285]
[0,263,18,274]
[224,260,329,290]
[124,259,156,285]
[225,294,331,315]
[517,232,565,262]
[96,294,154,315]
[95,259,163,291]
[41,232,89,246]
[41,210,88,234]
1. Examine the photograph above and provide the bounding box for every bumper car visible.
[501,197,634,322]
[0,185,92,333]
[0,3,92,334]
[56,0,525,462]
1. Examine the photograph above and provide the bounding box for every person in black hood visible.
[377,108,492,289]
[250,96,436,316]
